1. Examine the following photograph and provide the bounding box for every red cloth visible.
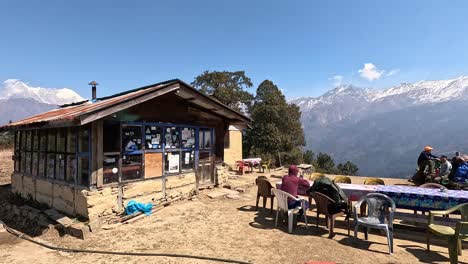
[281,174,310,200]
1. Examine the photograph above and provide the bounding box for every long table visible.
[276,181,468,211]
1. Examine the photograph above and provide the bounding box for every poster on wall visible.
[145,126,162,149]
[168,153,180,173]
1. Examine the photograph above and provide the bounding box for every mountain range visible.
[290,76,468,178]
[0,79,84,125]
[2,76,468,178]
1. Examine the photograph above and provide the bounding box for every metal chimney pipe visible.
[88,81,99,100]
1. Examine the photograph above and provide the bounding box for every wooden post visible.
[91,120,104,187]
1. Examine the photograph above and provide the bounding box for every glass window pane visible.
[198,130,203,149]
[103,122,120,152]
[67,128,77,153]
[66,155,77,184]
[103,154,119,184]
[79,127,90,153]
[204,130,211,149]
[144,126,162,150]
[20,131,25,150]
[25,131,32,151]
[181,128,195,149]
[122,154,142,181]
[56,154,66,181]
[14,155,20,172]
[57,129,66,153]
[164,152,180,174]
[78,156,90,186]
[47,153,55,179]
[15,131,20,151]
[25,152,31,174]
[31,153,38,177]
[32,130,39,151]
[181,150,195,172]
[164,127,180,149]
[47,129,56,152]
[20,152,26,172]
[39,130,47,152]
[38,153,46,178]
[122,125,142,152]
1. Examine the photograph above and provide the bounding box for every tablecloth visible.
[375,185,468,211]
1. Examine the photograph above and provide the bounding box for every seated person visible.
[438,155,452,180]
[411,146,439,185]
[449,156,465,180]
[281,165,310,214]
[453,161,468,184]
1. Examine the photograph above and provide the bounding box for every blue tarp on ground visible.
[125,200,153,216]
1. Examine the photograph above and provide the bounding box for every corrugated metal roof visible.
[0,79,250,131]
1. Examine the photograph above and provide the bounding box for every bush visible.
[280,148,304,167]
[0,131,13,150]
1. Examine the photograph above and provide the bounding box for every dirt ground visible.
[0,155,467,263]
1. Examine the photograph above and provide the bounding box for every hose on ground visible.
[0,220,252,264]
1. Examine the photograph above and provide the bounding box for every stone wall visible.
[11,171,197,221]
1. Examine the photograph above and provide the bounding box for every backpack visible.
[454,162,468,183]
[308,176,349,214]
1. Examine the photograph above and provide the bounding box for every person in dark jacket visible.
[411,146,439,185]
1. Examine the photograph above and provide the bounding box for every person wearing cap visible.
[411,146,439,185]
[281,165,310,215]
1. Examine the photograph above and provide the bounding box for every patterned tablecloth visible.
[375,185,468,211]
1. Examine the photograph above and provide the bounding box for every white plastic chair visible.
[272,189,308,233]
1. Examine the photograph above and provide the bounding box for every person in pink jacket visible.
[281,165,310,215]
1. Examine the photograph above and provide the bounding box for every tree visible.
[245,80,305,161]
[191,71,254,112]
[337,161,359,176]
[314,152,336,173]
[303,150,315,164]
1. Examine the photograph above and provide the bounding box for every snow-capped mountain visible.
[291,76,468,178]
[0,79,84,105]
[294,76,468,111]
[0,79,84,125]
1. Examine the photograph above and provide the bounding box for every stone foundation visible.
[11,172,197,221]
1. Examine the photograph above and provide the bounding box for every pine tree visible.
[191,70,254,113]
[245,80,305,164]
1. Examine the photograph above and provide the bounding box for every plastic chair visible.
[309,173,326,181]
[361,178,385,215]
[272,189,308,233]
[415,183,447,215]
[333,176,352,184]
[235,161,244,175]
[312,192,350,238]
[427,203,468,264]
[354,193,396,254]
[255,176,275,214]
[363,178,385,185]
[261,159,271,173]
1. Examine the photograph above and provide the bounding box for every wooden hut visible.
[0,79,250,219]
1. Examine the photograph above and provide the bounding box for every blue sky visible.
[1,0,468,99]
